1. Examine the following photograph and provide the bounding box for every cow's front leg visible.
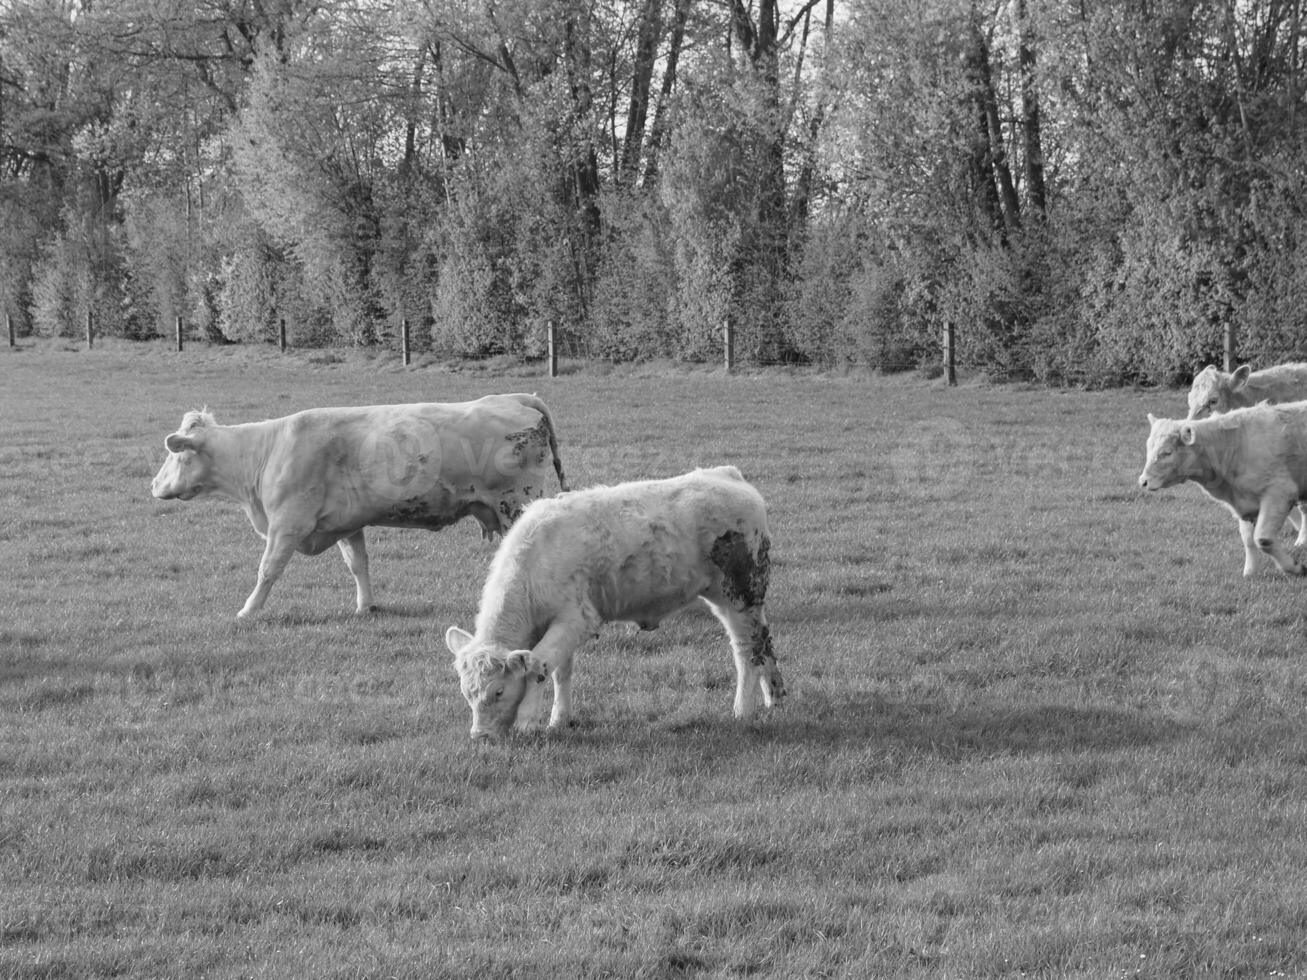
[1238,518,1260,577]
[238,529,302,618]
[1254,497,1306,576]
[1293,505,1307,547]
[335,531,376,613]
[531,617,590,729]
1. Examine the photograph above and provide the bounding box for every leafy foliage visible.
[6,0,1307,376]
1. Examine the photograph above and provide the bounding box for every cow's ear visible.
[165,432,196,453]
[1231,364,1252,388]
[445,626,474,657]
[1180,424,1197,445]
[507,651,548,684]
[526,653,549,684]
[1147,413,1158,425]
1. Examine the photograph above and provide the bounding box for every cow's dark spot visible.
[384,497,458,531]
[710,531,770,607]
[505,420,550,462]
[750,623,776,668]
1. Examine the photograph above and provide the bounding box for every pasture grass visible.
[4,338,1307,978]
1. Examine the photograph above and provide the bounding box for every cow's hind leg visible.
[704,529,785,718]
[335,530,376,613]
[1254,494,1307,576]
[702,596,785,718]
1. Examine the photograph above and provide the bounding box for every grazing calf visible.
[150,394,567,617]
[1138,404,1307,578]
[445,466,785,739]
[1187,362,1307,544]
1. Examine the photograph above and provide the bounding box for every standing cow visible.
[444,466,786,739]
[1186,362,1307,419]
[1187,362,1307,544]
[1138,404,1307,578]
[151,393,568,618]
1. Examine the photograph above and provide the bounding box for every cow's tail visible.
[509,392,570,492]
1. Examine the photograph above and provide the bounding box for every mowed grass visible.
[4,339,1307,979]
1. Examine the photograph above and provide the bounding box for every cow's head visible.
[1187,364,1251,419]
[445,626,549,739]
[151,410,216,501]
[1139,413,1199,491]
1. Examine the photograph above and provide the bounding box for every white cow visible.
[1187,362,1307,544]
[1187,362,1307,419]
[444,466,786,738]
[151,394,568,617]
[1139,404,1307,577]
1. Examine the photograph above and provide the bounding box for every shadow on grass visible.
[0,631,92,693]
[562,691,1185,764]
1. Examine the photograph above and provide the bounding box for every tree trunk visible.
[730,0,786,269]
[401,48,425,177]
[563,11,602,241]
[789,0,834,236]
[621,0,662,185]
[643,0,692,185]
[1017,0,1046,220]
[966,8,1019,238]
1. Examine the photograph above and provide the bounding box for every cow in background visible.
[445,466,785,739]
[1139,404,1307,578]
[151,394,568,618]
[1187,362,1307,545]
[1186,362,1307,420]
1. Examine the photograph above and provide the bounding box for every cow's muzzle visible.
[152,484,197,500]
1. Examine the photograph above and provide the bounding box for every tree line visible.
[3,0,1306,383]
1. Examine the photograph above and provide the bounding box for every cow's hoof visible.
[765,669,787,704]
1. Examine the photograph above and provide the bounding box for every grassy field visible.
[4,339,1307,979]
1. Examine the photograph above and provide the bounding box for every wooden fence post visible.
[943,321,957,386]
[278,317,287,352]
[86,309,93,350]
[401,318,411,366]
[547,321,558,378]
[1223,321,1236,373]
[7,314,14,348]
[175,316,183,352]
[723,320,735,373]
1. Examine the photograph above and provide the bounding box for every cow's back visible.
[258,396,558,536]
[1203,402,1307,489]
[1246,363,1307,407]
[483,468,766,629]
[514,466,765,561]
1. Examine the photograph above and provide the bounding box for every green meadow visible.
[4,340,1307,979]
